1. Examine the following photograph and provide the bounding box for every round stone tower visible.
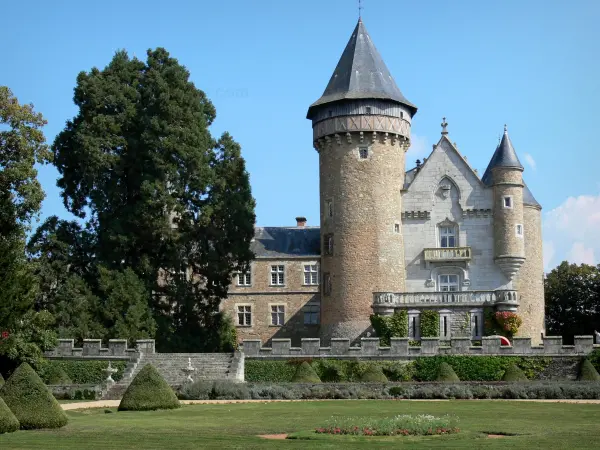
[489,126,526,284]
[306,19,417,343]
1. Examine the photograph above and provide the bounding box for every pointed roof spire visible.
[307,19,416,118]
[482,125,524,185]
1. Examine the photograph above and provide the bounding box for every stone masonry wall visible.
[493,167,525,259]
[242,336,598,358]
[515,206,545,344]
[222,259,320,346]
[403,137,509,292]
[318,132,408,343]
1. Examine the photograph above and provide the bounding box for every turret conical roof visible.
[482,126,524,185]
[307,19,416,119]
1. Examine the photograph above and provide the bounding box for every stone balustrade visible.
[423,247,472,262]
[45,339,156,359]
[372,290,519,312]
[242,336,598,358]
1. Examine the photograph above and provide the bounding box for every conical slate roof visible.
[307,19,416,119]
[482,127,524,185]
[523,183,541,208]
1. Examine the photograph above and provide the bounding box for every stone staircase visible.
[102,352,237,400]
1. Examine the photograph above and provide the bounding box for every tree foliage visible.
[50,48,255,351]
[545,261,600,344]
[0,87,56,372]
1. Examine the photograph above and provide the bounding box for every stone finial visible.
[441,117,448,135]
[504,124,508,133]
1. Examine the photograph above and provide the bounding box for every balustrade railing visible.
[423,247,472,262]
[373,290,518,306]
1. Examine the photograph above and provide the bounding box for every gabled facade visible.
[221,19,545,346]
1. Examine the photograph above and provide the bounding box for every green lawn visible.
[1,401,599,449]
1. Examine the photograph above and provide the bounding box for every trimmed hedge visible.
[436,363,460,382]
[359,366,388,382]
[0,396,19,434]
[44,365,72,385]
[578,359,600,381]
[39,360,127,384]
[291,362,321,383]
[192,381,600,400]
[178,380,250,400]
[0,373,4,387]
[0,363,68,430]
[502,364,528,382]
[118,364,180,411]
[246,356,553,383]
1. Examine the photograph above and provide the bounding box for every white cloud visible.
[543,193,600,270]
[567,242,596,265]
[523,153,537,171]
[406,134,429,164]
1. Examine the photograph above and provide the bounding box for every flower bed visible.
[315,414,459,436]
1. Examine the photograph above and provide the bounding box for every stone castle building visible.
[220,19,545,346]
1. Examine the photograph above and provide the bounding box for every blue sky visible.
[3,0,599,270]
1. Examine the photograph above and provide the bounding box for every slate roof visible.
[523,183,541,208]
[251,227,321,258]
[482,128,524,185]
[307,19,416,119]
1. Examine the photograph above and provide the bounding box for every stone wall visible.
[402,137,509,292]
[222,259,320,345]
[45,339,155,359]
[242,336,598,359]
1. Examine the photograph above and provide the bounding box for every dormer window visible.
[365,106,372,115]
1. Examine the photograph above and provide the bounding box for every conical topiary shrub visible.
[44,365,72,385]
[359,365,388,382]
[578,358,600,381]
[291,361,321,383]
[501,364,528,382]
[118,364,180,411]
[0,396,19,434]
[435,362,460,382]
[0,362,68,429]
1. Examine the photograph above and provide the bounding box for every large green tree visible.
[52,49,255,351]
[0,86,56,371]
[545,261,600,344]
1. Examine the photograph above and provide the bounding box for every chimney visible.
[295,216,307,227]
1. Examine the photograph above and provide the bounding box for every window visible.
[237,305,252,326]
[394,223,400,233]
[503,196,513,208]
[365,106,372,115]
[270,265,285,285]
[516,224,524,237]
[325,199,333,219]
[270,305,285,326]
[359,147,369,159]
[328,110,333,117]
[408,311,420,340]
[237,272,251,286]
[438,274,459,292]
[324,234,333,255]
[439,226,456,248]
[439,310,452,338]
[470,310,484,339]
[304,304,320,325]
[304,264,319,285]
[323,272,332,296]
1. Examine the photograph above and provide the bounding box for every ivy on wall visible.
[369,311,408,346]
[420,310,440,338]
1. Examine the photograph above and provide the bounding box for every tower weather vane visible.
[359,0,363,18]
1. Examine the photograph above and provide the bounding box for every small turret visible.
[482,126,525,282]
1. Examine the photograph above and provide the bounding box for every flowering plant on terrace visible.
[494,312,522,335]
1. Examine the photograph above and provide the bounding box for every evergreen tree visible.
[52,49,255,351]
[0,86,56,371]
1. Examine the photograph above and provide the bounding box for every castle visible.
[220,19,545,346]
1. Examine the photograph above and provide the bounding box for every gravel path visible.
[61,398,600,410]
